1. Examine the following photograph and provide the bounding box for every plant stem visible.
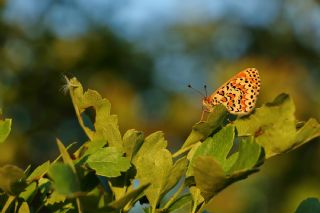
[172,145,193,158]
[1,195,15,213]
[52,142,77,163]
[162,183,185,210]
[67,81,93,140]
[76,198,82,213]
[196,201,205,213]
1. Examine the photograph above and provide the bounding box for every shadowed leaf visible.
[108,183,150,210]
[0,165,26,195]
[295,198,320,213]
[182,104,228,149]
[167,194,193,213]
[48,163,80,196]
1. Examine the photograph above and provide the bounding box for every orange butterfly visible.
[200,68,260,120]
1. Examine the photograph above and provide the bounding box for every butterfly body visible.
[202,68,260,116]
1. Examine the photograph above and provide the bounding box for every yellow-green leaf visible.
[87,147,131,177]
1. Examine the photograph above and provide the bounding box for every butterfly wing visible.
[209,68,260,115]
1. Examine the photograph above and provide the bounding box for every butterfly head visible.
[202,96,214,112]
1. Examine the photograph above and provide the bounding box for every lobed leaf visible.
[187,125,237,176]
[87,147,131,177]
[233,93,320,158]
[228,136,262,173]
[123,129,144,161]
[67,77,123,151]
[134,131,186,212]
[193,156,226,202]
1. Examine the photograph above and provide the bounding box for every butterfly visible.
[201,68,260,119]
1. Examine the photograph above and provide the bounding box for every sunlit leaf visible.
[234,94,320,158]
[27,161,50,182]
[18,202,30,213]
[56,139,76,172]
[87,147,131,177]
[134,131,174,211]
[0,110,11,144]
[67,77,123,151]
[123,129,144,161]
[45,191,66,205]
[19,182,37,202]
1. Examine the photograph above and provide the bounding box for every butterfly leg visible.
[200,106,209,122]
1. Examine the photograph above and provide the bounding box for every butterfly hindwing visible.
[208,68,260,115]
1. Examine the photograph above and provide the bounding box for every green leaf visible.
[187,126,262,201]
[27,161,50,182]
[56,139,76,172]
[167,194,193,213]
[0,109,12,143]
[163,157,188,195]
[182,104,228,149]
[84,140,107,155]
[19,182,37,202]
[133,131,174,211]
[45,191,66,205]
[295,198,320,213]
[67,77,123,151]
[123,129,144,161]
[233,93,320,158]
[0,165,26,195]
[108,183,150,210]
[193,156,226,201]
[187,125,237,176]
[87,147,131,177]
[48,163,80,196]
[18,202,30,213]
[228,136,262,173]
[0,111,11,143]
[293,118,320,150]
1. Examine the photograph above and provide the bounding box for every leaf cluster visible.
[0,77,319,213]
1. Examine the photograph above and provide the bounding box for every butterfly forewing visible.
[207,68,260,115]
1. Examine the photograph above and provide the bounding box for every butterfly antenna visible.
[204,85,208,97]
[188,84,205,97]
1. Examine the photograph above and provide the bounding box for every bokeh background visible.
[0,0,319,212]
